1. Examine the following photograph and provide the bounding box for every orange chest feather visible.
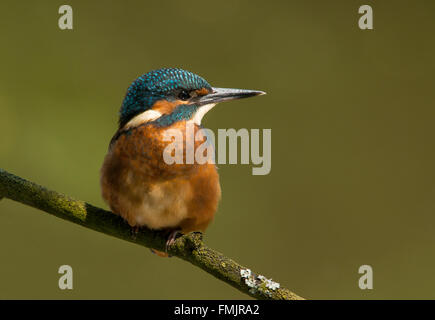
[109,121,212,180]
[100,121,221,231]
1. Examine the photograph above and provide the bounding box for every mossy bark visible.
[0,168,304,300]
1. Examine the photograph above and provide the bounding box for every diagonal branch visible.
[0,168,304,300]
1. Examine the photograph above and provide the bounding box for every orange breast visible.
[100,121,221,233]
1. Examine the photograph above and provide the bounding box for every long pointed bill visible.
[196,87,266,106]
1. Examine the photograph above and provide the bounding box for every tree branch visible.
[0,168,304,300]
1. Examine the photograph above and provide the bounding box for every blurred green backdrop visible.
[1,0,435,299]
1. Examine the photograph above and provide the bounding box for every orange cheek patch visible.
[152,99,189,114]
[195,88,211,96]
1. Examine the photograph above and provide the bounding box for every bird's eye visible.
[178,90,191,100]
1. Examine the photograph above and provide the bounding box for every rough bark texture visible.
[0,168,304,300]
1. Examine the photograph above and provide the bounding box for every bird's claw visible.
[165,230,181,253]
[130,226,140,240]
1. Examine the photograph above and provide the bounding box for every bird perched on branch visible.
[100,68,265,256]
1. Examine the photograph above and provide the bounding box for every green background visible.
[1,0,435,299]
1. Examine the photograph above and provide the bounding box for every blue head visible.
[119,68,265,129]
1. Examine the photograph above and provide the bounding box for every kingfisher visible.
[100,68,265,256]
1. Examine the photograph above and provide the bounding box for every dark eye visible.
[178,90,191,100]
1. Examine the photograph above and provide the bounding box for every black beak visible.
[196,87,266,106]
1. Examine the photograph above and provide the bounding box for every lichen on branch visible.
[0,168,303,300]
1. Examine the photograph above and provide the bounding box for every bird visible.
[100,68,265,257]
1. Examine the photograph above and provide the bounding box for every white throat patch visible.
[192,103,216,125]
[124,109,162,129]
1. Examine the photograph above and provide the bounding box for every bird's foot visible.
[165,230,182,253]
[150,248,171,257]
[130,226,140,240]
[149,230,181,257]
